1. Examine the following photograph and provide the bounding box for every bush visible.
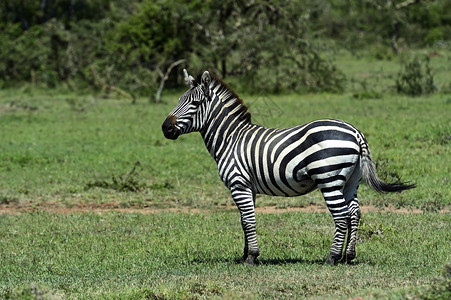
[2,0,449,94]
[396,56,436,96]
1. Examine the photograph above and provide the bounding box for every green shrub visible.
[424,28,446,45]
[396,56,436,96]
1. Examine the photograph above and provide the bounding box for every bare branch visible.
[156,66,164,79]
[89,65,136,102]
[155,59,186,103]
[395,0,419,10]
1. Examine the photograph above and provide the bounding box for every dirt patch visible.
[254,205,427,214]
[0,201,445,215]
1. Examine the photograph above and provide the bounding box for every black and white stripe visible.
[162,70,415,265]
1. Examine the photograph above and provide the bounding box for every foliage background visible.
[1,0,450,95]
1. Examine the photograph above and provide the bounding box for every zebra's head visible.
[162,69,211,140]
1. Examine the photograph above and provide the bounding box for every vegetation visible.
[396,55,436,95]
[0,52,449,211]
[1,0,450,95]
[0,212,450,299]
[0,48,449,298]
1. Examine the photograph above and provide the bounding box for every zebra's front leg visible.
[231,187,259,265]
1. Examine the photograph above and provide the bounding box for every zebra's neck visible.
[201,79,253,161]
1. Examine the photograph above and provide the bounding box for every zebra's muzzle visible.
[162,115,180,140]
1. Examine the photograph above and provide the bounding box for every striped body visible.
[215,120,364,214]
[162,70,415,265]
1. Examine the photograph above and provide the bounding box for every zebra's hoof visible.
[326,254,340,265]
[345,253,356,263]
[241,254,258,266]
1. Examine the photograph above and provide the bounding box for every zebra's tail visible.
[358,133,416,193]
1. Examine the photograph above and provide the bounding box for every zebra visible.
[162,69,415,265]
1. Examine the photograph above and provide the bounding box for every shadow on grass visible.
[191,256,361,266]
[239,257,362,266]
[257,257,326,265]
[189,257,319,265]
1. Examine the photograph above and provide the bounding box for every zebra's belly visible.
[254,176,317,197]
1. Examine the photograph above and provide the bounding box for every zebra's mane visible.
[196,73,251,120]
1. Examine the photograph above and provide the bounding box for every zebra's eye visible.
[192,99,201,105]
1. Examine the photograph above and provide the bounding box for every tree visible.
[190,0,345,93]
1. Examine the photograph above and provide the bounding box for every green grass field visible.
[1,212,450,299]
[0,81,449,211]
[0,51,450,298]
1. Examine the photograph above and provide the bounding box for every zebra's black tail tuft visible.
[361,155,416,193]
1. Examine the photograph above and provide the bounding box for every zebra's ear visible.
[183,69,196,88]
[201,71,211,96]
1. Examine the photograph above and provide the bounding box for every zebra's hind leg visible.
[343,167,362,263]
[231,187,259,265]
[326,217,348,265]
[318,183,349,265]
[344,199,361,263]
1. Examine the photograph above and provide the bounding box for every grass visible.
[0,73,449,210]
[0,211,450,299]
[0,48,450,299]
